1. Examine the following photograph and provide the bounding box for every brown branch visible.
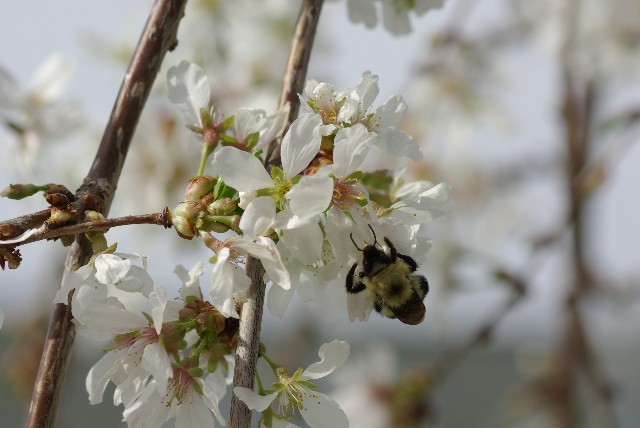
[26,1,187,427]
[547,1,616,426]
[265,0,324,170]
[0,209,51,240]
[230,1,324,427]
[1,211,170,248]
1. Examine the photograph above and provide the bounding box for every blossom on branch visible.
[234,340,351,428]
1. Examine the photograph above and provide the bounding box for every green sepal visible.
[346,170,363,181]
[220,133,237,145]
[200,107,212,128]
[142,311,154,324]
[298,380,317,390]
[270,166,285,181]
[245,131,260,150]
[186,124,203,134]
[187,367,204,378]
[191,377,205,396]
[352,194,369,207]
[219,115,235,132]
[213,179,237,200]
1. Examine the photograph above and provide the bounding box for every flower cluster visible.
[54,253,233,427]
[168,61,452,324]
[55,251,350,427]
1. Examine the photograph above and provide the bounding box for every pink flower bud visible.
[184,176,216,202]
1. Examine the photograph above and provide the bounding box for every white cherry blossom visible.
[166,60,211,128]
[234,340,350,428]
[122,365,227,428]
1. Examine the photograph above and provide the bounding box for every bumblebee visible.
[346,226,429,325]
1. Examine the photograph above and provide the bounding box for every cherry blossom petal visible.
[240,196,276,239]
[212,146,273,191]
[302,340,350,380]
[175,262,204,300]
[149,286,167,335]
[86,349,120,404]
[286,174,333,220]
[166,60,210,127]
[202,371,228,425]
[346,292,373,322]
[175,389,215,428]
[281,113,322,178]
[142,342,172,394]
[234,108,266,141]
[376,127,423,161]
[94,254,131,285]
[281,222,323,265]
[258,104,290,148]
[332,124,375,177]
[233,387,277,412]
[209,248,251,318]
[299,390,349,428]
[74,297,146,337]
[116,265,154,295]
[233,237,291,290]
[266,283,294,318]
[354,71,379,111]
[376,94,407,127]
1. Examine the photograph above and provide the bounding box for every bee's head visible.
[350,225,390,273]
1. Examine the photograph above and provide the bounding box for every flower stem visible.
[1,211,170,248]
[25,1,188,426]
[229,1,325,427]
[198,143,214,176]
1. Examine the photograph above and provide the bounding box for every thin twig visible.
[0,209,51,238]
[230,1,324,427]
[1,211,170,248]
[26,1,187,427]
[549,0,616,426]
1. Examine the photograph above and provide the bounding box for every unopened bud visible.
[184,176,216,202]
[171,201,202,221]
[171,215,196,239]
[207,197,237,215]
[83,211,105,223]
[179,307,198,322]
[1,183,54,200]
[44,185,76,207]
[48,207,74,225]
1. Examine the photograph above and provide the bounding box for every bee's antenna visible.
[368,224,378,246]
[350,233,363,251]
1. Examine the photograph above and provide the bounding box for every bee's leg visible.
[397,253,419,272]
[346,263,366,293]
[413,275,429,298]
[384,237,398,262]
